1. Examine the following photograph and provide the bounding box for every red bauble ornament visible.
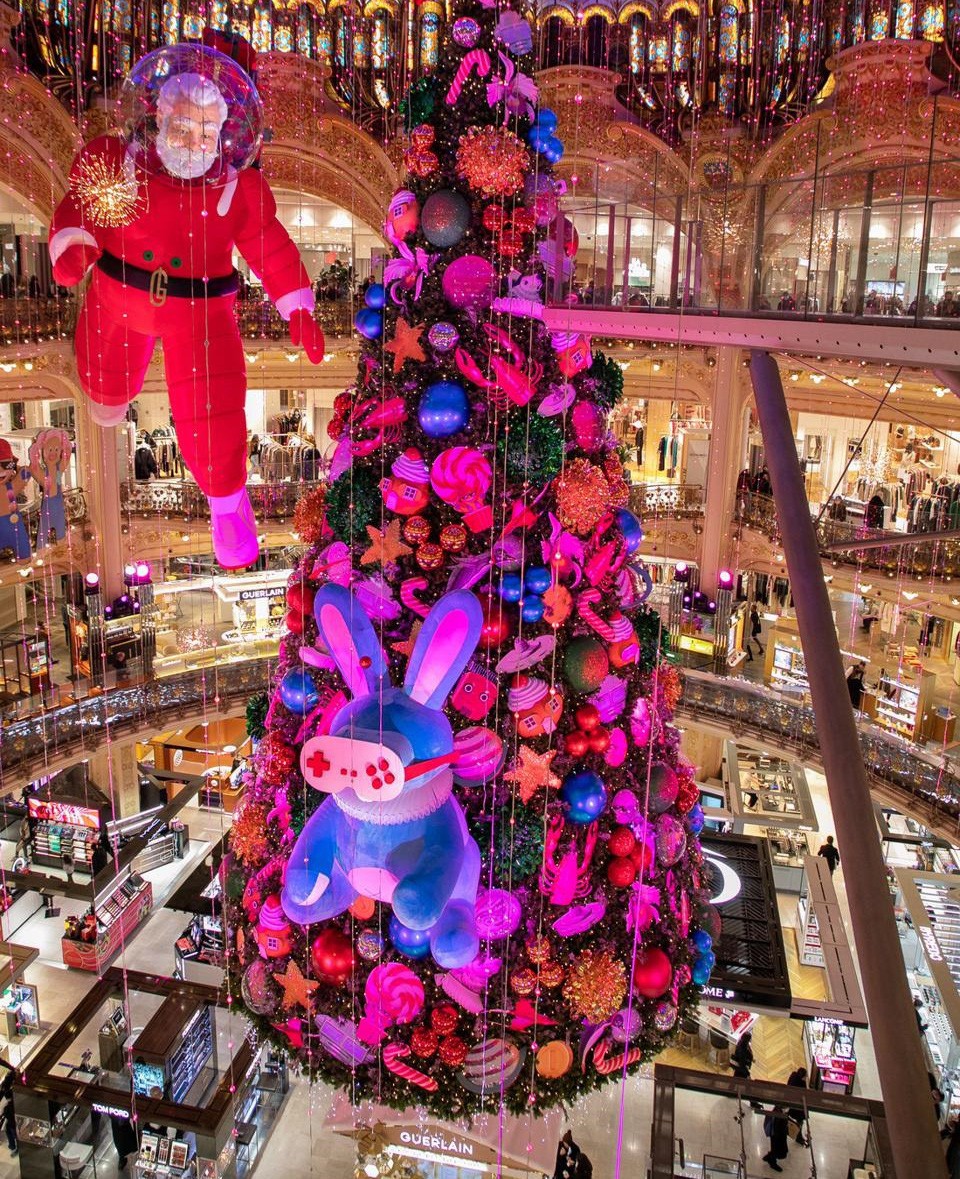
[430,1004,459,1036]
[633,948,673,998]
[257,732,296,785]
[286,581,315,616]
[564,731,589,757]
[587,728,611,754]
[311,928,355,985]
[630,841,655,872]
[439,523,468,552]
[410,1026,439,1057]
[438,1034,468,1067]
[608,826,636,858]
[416,542,445,571]
[286,609,305,635]
[676,780,700,813]
[403,516,431,545]
[479,593,515,649]
[482,204,506,232]
[607,856,638,888]
[575,704,601,731]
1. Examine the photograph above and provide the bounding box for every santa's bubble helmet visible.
[118,43,263,181]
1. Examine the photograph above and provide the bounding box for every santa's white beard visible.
[156,130,218,180]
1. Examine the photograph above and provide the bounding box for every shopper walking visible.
[817,835,840,876]
[762,1106,789,1172]
[731,1031,753,1078]
[786,1066,808,1146]
[749,605,764,659]
[111,1114,138,1172]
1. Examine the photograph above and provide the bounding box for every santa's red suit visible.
[50,133,323,565]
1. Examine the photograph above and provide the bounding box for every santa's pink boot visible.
[209,487,259,570]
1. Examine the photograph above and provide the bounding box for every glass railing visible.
[629,482,704,519]
[737,492,960,578]
[120,479,305,521]
[3,658,957,842]
[552,116,960,327]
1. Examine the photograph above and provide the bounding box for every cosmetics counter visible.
[60,866,152,972]
[894,867,960,1128]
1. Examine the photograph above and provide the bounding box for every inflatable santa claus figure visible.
[48,42,324,568]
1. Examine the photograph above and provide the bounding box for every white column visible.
[699,347,748,593]
[74,396,125,601]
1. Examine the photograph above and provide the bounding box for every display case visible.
[872,669,936,742]
[131,994,215,1106]
[175,915,225,986]
[0,980,38,1038]
[61,873,153,971]
[28,795,102,872]
[797,886,825,968]
[804,1018,857,1094]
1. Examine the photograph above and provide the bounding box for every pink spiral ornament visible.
[445,49,492,105]
[383,1042,439,1091]
[358,963,425,1043]
[430,447,492,517]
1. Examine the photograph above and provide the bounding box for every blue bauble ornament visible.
[560,769,608,824]
[615,508,644,554]
[422,190,472,249]
[500,573,523,603]
[527,127,548,152]
[280,669,319,714]
[691,956,713,986]
[536,109,558,136]
[523,566,552,595]
[542,136,564,165]
[365,283,386,310]
[418,381,469,437]
[389,916,431,959]
[688,802,705,834]
[354,307,383,340]
[521,597,545,624]
[691,929,713,954]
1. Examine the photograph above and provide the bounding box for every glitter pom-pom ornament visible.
[457,126,530,197]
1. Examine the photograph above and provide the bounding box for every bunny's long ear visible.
[404,590,483,709]
[313,584,388,700]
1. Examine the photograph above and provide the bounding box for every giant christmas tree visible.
[227,2,717,1119]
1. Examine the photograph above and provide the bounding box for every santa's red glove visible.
[289,308,325,364]
[53,243,101,288]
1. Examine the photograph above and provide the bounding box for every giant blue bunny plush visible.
[281,584,484,969]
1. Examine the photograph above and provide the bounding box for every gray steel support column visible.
[749,349,945,1179]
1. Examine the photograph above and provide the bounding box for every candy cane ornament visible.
[383,1042,439,1091]
[400,576,431,618]
[577,587,618,641]
[446,49,492,105]
[593,1039,644,1076]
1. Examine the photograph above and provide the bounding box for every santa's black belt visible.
[97,252,239,300]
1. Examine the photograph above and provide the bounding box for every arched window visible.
[719,4,739,63]
[252,5,272,53]
[162,0,180,42]
[372,9,392,71]
[672,20,691,71]
[209,1,227,32]
[869,8,890,37]
[919,0,945,37]
[274,21,294,52]
[895,0,915,35]
[542,15,566,68]
[628,14,647,73]
[354,29,369,69]
[585,13,609,66]
[182,11,203,39]
[420,9,441,71]
[334,7,350,69]
[776,12,791,63]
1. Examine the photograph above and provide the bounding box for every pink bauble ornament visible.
[442,254,496,311]
[475,888,522,939]
[453,725,505,784]
[633,948,673,999]
[656,813,687,866]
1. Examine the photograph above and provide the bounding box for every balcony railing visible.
[121,479,304,521]
[236,295,354,342]
[3,655,958,842]
[737,492,960,579]
[552,123,960,328]
[629,482,704,519]
[0,296,77,345]
[679,670,960,840]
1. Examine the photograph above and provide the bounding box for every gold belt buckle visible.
[149,266,169,307]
